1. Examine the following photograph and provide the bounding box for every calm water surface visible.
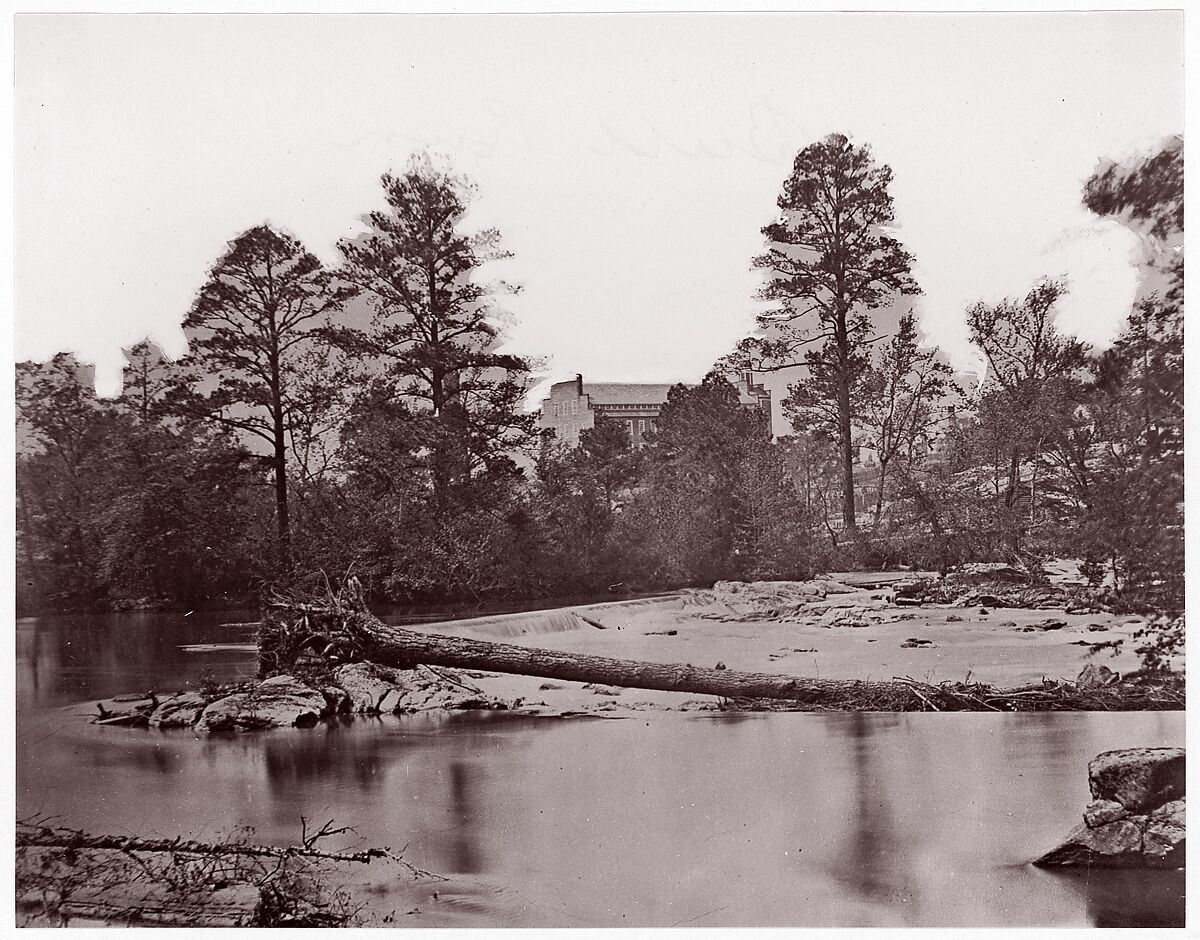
[15,611,1185,928]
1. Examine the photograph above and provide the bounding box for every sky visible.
[14,12,1184,400]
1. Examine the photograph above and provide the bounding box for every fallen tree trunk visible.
[258,579,1184,711]
[354,618,891,704]
[262,578,905,705]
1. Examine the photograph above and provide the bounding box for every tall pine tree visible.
[333,153,534,514]
[746,134,919,531]
[174,225,351,569]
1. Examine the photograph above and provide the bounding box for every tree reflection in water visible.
[448,761,484,874]
[253,716,491,874]
[827,714,913,908]
[262,721,387,797]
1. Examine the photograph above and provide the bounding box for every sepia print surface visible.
[13,9,1185,928]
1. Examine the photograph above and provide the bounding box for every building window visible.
[638,419,646,432]
[571,400,578,415]
[626,420,635,433]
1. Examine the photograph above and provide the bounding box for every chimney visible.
[576,373,583,396]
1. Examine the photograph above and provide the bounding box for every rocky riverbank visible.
[91,662,513,733]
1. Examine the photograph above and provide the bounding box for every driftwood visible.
[16,815,437,928]
[17,823,396,867]
[259,578,1185,712]
[41,899,260,929]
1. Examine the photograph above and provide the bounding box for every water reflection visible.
[832,714,908,906]
[447,761,484,873]
[705,712,759,725]
[17,710,1187,928]
[18,609,261,708]
[261,723,388,797]
[14,609,1188,928]
[27,619,42,698]
[1047,868,1185,928]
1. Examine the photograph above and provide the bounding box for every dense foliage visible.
[15,140,1183,625]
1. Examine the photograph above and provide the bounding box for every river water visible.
[15,610,1186,928]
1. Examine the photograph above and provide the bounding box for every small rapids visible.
[397,596,680,640]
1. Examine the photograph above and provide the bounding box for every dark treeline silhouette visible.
[15,139,1183,618]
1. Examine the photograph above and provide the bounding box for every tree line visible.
[15,138,1183,615]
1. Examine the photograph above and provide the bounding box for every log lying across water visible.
[263,579,896,705]
[353,617,888,704]
[259,578,1184,712]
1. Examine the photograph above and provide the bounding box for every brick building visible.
[538,373,771,448]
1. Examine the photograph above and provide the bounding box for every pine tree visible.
[748,134,919,531]
[332,153,534,514]
[173,225,352,569]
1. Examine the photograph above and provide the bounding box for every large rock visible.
[331,662,402,713]
[331,662,501,714]
[386,666,499,712]
[1038,807,1186,869]
[1144,800,1186,865]
[818,605,872,628]
[894,580,929,599]
[1036,747,1186,869]
[148,691,209,728]
[195,675,325,733]
[1076,663,1120,690]
[1036,819,1147,867]
[1084,799,1128,828]
[1090,748,1185,812]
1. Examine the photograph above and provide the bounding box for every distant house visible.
[538,373,771,448]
